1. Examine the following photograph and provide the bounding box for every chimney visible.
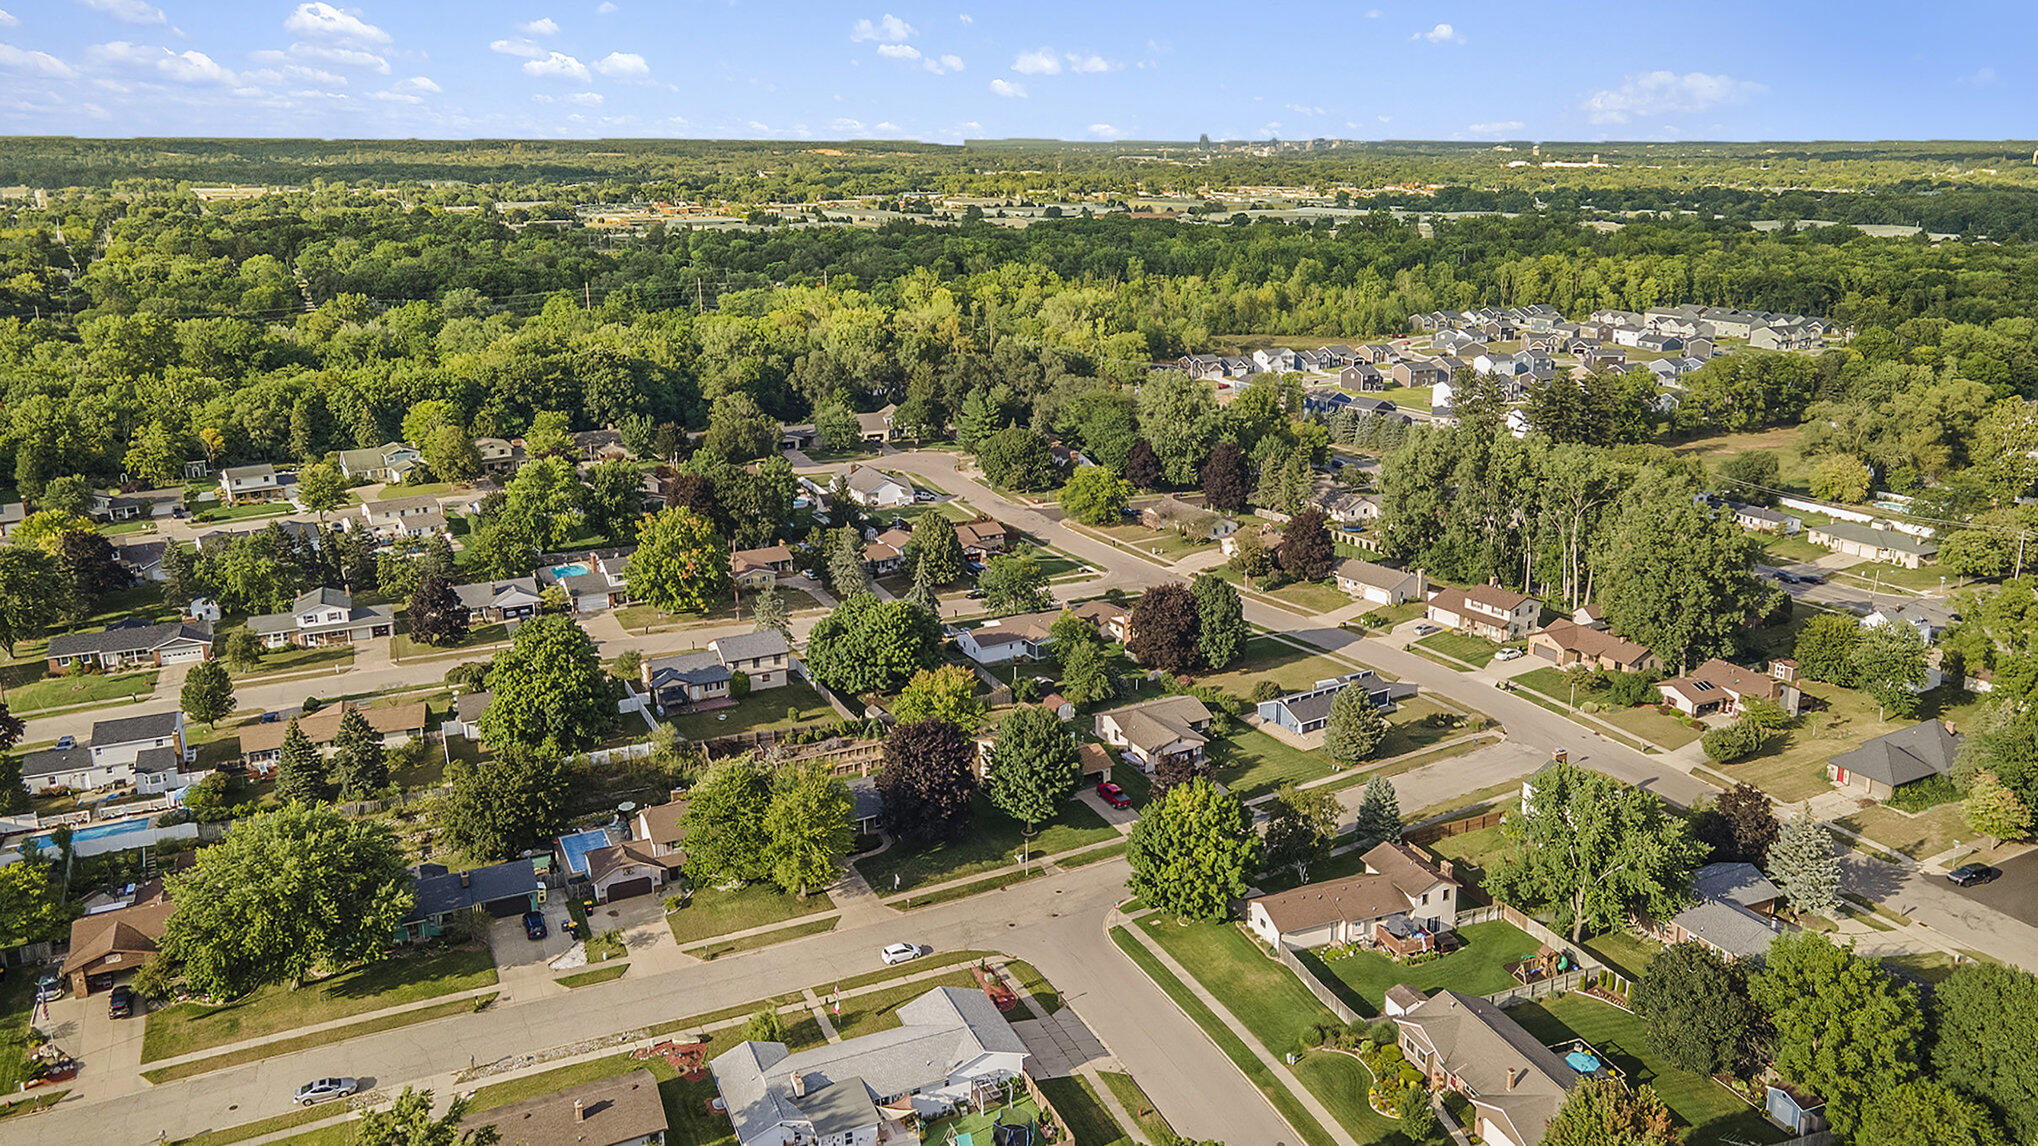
[1507,1068,1523,1091]
[460,871,471,888]
[1945,720,1958,735]
[574,1099,585,1123]
[791,1072,807,1098]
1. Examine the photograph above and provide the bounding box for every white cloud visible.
[520,16,560,35]
[1064,52,1116,73]
[1414,23,1464,44]
[1958,66,2000,88]
[490,38,544,58]
[0,11,17,28]
[926,53,962,74]
[1089,122,1124,139]
[1581,70,1763,124]
[284,3,391,44]
[874,120,899,130]
[1364,8,1380,17]
[830,117,863,132]
[1285,103,1325,116]
[0,41,76,78]
[849,14,913,43]
[958,13,971,23]
[1011,48,1059,75]
[287,43,388,72]
[91,40,234,82]
[877,42,920,60]
[523,51,589,81]
[566,90,601,105]
[76,0,165,25]
[597,0,618,10]
[393,73,437,92]
[988,77,1025,97]
[1378,114,1392,123]
[593,50,647,78]
[1466,120,1524,134]
[368,89,420,103]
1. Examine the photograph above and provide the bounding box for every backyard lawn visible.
[1208,727,1337,801]
[1421,811,1518,899]
[1582,930,1665,981]
[1137,917,1399,1142]
[141,946,499,1062]
[1504,995,1786,1146]
[666,679,837,741]
[0,972,36,1093]
[1301,920,1544,1016]
[1416,630,1500,667]
[667,883,835,946]
[1719,680,1915,803]
[856,793,1118,894]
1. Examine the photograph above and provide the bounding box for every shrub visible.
[1701,717,1766,763]
[1250,680,1283,703]
[1369,1020,1399,1046]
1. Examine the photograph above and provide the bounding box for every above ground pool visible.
[24,816,150,853]
[1566,1050,1602,1074]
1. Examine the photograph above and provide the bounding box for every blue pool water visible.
[557,827,612,876]
[25,817,150,852]
[1566,1051,1602,1074]
[549,562,592,579]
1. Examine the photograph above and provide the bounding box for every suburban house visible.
[711,631,795,690]
[1656,658,1802,718]
[1395,991,1581,1146]
[59,880,174,995]
[1339,363,1386,390]
[1315,490,1380,526]
[46,619,213,672]
[1256,672,1418,736]
[952,609,1061,666]
[1806,520,1938,569]
[337,442,424,482]
[1334,559,1426,606]
[856,404,899,443]
[633,797,688,863]
[538,549,633,613]
[730,544,797,585]
[352,494,448,540]
[642,650,731,713]
[710,986,1029,1146]
[1069,599,1132,644]
[217,463,283,504]
[1219,522,1281,559]
[91,487,183,523]
[1728,502,1801,534]
[464,1069,668,1146]
[570,427,632,463]
[0,501,22,538]
[400,860,543,943]
[247,587,397,648]
[239,702,429,772]
[452,577,544,624]
[1140,496,1239,542]
[1827,719,1960,801]
[1247,842,1460,951]
[442,690,491,742]
[955,519,1008,561]
[1864,601,1956,645]
[559,826,674,902]
[841,465,915,508]
[113,539,168,583]
[1639,861,1787,962]
[1424,584,1539,642]
[22,710,195,795]
[862,526,912,574]
[1524,620,1660,674]
[473,437,526,474]
[1094,694,1213,773]
[1750,322,1820,352]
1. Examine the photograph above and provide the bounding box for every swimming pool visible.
[557,827,613,876]
[549,562,592,580]
[24,817,150,852]
[1565,1050,1602,1074]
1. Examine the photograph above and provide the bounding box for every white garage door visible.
[159,645,205,664]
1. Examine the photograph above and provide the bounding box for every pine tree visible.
[1767,811,1841,917]
[161,542,201,605]
[1059,639,1116,706]
[1353,777,1402,843]
[908,516,965,585]
[273,718,332,804]
[829,524,873,597]
[751,581,792,638]
[329,706,388,800]
[956,387,998,452]
[1324,686,1388,766]
[1191,574,1246,670]
[904,558,940,615]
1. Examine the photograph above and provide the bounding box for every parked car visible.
[1412,623,1440,637]
[1771,570,1801,584]
[54,736,75,751]
[1798,572,1825,585]
[1096,780,1131,809]
[260,711,281,723]
[1494,647,1525,661]
[1948,863,1999,887]
[294,1078,360,1106]
[915,491,937,502]
[965,588,986,600]
[880,942,923,966]
[522,910,548,940]
[35,972,63,1002]
[107,984,135,1019]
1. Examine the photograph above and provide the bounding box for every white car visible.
[880,942,923,966]
[1494,647,1525,661]
[1412,623,1440,637]
[295,1077,360,1106]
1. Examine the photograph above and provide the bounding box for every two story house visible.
[247,587,397,648]
[20,711,192,794]
[351,494,448,541]
[1094,695,1213,774]
[337,442,424,483]
[1247,842,1461,950]
[709,631,794,690]
[217,464,283,504]
[1424,584,1539,642]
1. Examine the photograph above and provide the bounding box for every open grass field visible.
[1209,726,1337,801]
[854,792,1117,894]
[1417,630,1500,667]
[1302,920,1545,1015]
[141,946,498,1063]
[1669,426,1816,495]
[666,883,836,945]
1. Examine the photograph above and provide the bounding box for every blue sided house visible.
[399,859,543,943]
[1257,672,1418,737]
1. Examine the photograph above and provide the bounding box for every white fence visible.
[581,741,656,767]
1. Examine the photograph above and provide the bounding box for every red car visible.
[1096,780,1131,809]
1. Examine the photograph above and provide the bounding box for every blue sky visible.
[0,1,2029,141]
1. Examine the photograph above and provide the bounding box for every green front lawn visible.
[390,622,509,660]
[665,679,838,741]
[1720,679,1917,803]
[667,883,835,946]
[7,669,157,713]
[228,644,354,679]
[1417,630,1500,667]
[141,946,498,1063]
[856,793,1118,894]
[1376,697,1483,758]
[1504,995,1786,1146]
[0,971,37,1093]
[1302,920,1545,1016]
[1196,634,1373,697]
[1208,727,1337,801]
[1212,568,1355,614]
[1513,667,1702,750]
[1087,521,1214,561]
[828,969,983,1041]
[1832,562,1957,593]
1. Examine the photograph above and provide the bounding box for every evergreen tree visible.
[751,581,792,639]
[1767,811,1842,917]
[904,557,940,614]
[273,718,332,804]
[1352,776,1402,843]
[829,524,874,597]
[909,515,965,585]
[1191,574,1246,670]
[1325,686,1389,766]
[330,706,389,800]
[407,574,471,647]
[1127,583,1203,674]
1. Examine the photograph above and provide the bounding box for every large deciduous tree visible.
[1541,1080,1679,1146]
[891,664,986,730]
[179,659,235,729]
[1490,763,1702,940]
[407,573,471,647]
[1693,782,1780,865]
[1851,620,1930,719]
[627,508,732,615]
[1791,612,1862,683]
[436,744,572,861]
[1059,465,1133,525]
[1263,782,1340,882]
[1136,372,1219,486]
[1200,441,1249,512]
[1127,778,1261,921]
[1855,1080,2009,1146]
[1932,963,2038,1142]
[478,614,616,750]
[1058,639,1116,707]
[1124,438,1164,491]
[763,763,852,898]
[1633,942,1764,1076]
[979,554,1052,615]
[983,704,1080,837]
[877,719,977,848]
[1596,490,1768,672]
[160,804,413,996]
[355,1088,499,1146]
[1753,932,1923,1138]
[681,759,774,884]
[0,546,66,656]
[909,515,965,586]
[804,593,943,695]
[1275,507,1334,581]
[1128,583,1202,674]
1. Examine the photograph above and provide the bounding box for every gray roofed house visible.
[451,577,543,623]
[46,620,213,672]
[401,860,541,941]
[218,463,282,503]
[1691,862,1784,911]
[113,539,169,582]
[1828,719,1960,800]
[1645,861,1788,962]
[246,586,396,648]
[1258,672,1418,737]
[709,630,791,666]
[1806,520,1938,569]
[710,986,1029,1146]
[839,464,915,508]
[195,518,324,555]
[644,650,732,711]
[92,710,184,749]
[1394,990,1580,1146]
[1094,694,1213,772]
[1334,559,1426,605]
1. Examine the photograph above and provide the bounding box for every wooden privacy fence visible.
[1405,808,1504,845]
[1276,939,1362,1025]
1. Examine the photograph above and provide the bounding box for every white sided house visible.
[711,986,1029,1146]
[1424,584,1539,642]
[1334,559,1426,606]
[840,465,916,509]
[247,587,396,648]
[1248,842,1461,950]
[1094,694,1213,773]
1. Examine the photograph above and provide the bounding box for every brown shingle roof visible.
[465,1068,669,1146]
[239,702,429,756]
[1534,619,1654,666]
[61,884,173,977]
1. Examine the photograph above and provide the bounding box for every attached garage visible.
[586,840,670,904]
[157,643,207,664]
[602,876,655,902]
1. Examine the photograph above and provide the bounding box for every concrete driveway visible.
[43,988,147,1101]
[490,904,573,1001]
[583,893,689,974]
